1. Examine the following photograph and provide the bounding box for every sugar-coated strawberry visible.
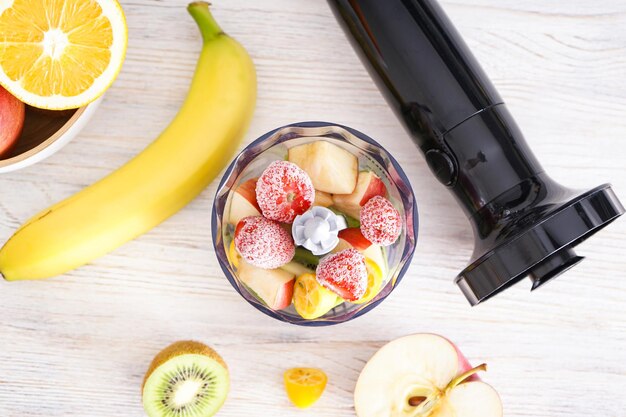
[316,248,367,301]
[360,196,402,246]
[235,216,295,269]
[256,160,315,223]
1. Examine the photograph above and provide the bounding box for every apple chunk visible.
[354,334,502,417]
[228,178,261,225]
[238,261,295,310]
[0,86,25,157]
[288,140,358,194]
[314,190,333,207]
[333,171,387,218]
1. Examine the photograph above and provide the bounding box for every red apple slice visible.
[332,171,387,218]
[228,178,261,225]
[0,86,25,157]
[354,334,502,417]
[288,140,358,194]
[334,228,387,276]
[338,228,372,251]
[238,261,295,310]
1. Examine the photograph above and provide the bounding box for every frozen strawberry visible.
[256,160,315,223]
[235,216,295,269]
[360,196,402,246]
[316,248,367,301]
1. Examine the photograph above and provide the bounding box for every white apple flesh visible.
[288,139,358,194]
[237,261,295,310]
[333,171,387,218]
[228,178,261,225]
[354,334,502,417]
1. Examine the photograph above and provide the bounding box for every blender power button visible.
[425,149,456,186]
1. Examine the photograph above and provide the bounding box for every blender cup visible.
[212,122,418,325]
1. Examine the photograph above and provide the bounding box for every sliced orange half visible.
[0,0,127,109]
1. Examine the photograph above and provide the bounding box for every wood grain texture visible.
[1,0,625,416]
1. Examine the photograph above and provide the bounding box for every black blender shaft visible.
[329,0,624,305]
[328,0,543,215]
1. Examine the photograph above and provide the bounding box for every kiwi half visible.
[142,341,229,417]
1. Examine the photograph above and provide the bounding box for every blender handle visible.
[328,0,543,212]
[329,0,625,305]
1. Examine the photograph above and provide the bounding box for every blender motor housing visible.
[328,0,624,304]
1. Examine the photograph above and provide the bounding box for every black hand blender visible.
[328,0,624,305]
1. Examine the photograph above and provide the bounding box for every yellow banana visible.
[0,2,256,281]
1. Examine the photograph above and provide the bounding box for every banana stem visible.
[187,1,224,42]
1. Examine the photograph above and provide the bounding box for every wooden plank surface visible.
[1,0,625,415]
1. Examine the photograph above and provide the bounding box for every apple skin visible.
[446,335,480,381]
[0,86,26,157]
[332,171,387,219]
[228,178,261,225]
[273,277,295,310]
[337,228,372,251]
[359,173,387,205]
[237,178,260,210]
[238,260,295,310]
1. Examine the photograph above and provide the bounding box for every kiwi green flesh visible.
[292,247,320,270]
[143,353,229,417]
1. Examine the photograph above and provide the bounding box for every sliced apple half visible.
[354,334,502,417]
[228,178,261,225]
[333,171,387,218]
[238,261,295,310]
[288,140,358,194]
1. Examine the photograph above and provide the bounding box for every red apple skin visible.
[333,171,387,218]
[338,228,372,251]
[447,336,481,382]
[359,174,387,205]
[238,178,261,211]
[0,86,25,157]
[273,278,295,310]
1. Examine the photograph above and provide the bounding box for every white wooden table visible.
[1,1,625,416]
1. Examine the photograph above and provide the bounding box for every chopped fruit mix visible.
[256,160,314,223]
[225,139,404,319]
[234,216,295,269]
[284,367,328,409]
[316,249,368,302]
[360,196,402,246]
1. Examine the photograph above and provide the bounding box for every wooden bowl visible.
[0,98,101,174]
